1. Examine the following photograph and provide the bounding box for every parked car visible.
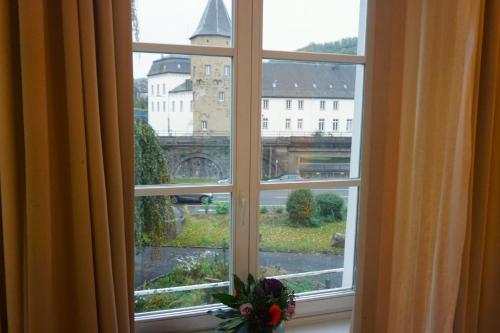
[266,174,303,182]
[170,193,213,204]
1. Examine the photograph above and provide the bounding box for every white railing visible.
[134,267,344,297]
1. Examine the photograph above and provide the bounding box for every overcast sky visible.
[133,0,361,78]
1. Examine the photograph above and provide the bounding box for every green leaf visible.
[246,274,256,294]
[234,321,249,333]
[233,274,247,297]
[219,318,244,330]
[208,309,240,319]
[212,293,239,307]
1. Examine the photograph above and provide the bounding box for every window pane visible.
[134,52,232,185]
[261,60,364,181]
[263,0,365,55]
[135,193,231,313]
[132,0,233,47]
[259,188,357,293]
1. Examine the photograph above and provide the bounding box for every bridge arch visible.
[172,153,225,180]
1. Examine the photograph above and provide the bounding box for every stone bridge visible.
[159,136,352,180]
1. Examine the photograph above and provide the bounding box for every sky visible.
[133,0,362,78]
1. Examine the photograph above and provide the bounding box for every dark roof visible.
[170,79,193,93]
[148,58,355,99]
[147,56,191,77]
[262,62,355,99]
[190,0,231,39]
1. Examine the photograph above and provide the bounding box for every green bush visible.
[286,189,318,227]
[214,201,229,215]
[315,193,346,222]
[275,207,284,214]
[259,206,268,214]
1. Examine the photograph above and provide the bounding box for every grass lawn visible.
[170,178,217,184]
[162,212,345,255]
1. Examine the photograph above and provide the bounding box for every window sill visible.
[135,291,354,333]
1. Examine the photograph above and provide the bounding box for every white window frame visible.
[218,91,225,102]
[262,117,268,129]
[298,99,304,110]
[297,118,303,129]
[333,100,339,110]
[171,101,175,112]
[320,100,326,110]
[285,118,291,129]
[346,119,353,132]
[180,100,183,112]
[201,120,208,130]
[133,0,370,331]
[333,118,339,131]
[286,99,292,109]
[318,118,325,131]
[163,101,166,112]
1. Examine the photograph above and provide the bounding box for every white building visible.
[146,0,355,137]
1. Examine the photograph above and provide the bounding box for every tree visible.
[297,37,358,55]
[134,119,173,251]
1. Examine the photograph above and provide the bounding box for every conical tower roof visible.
[190,0,231,39]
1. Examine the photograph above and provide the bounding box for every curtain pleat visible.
[0,0,134,332]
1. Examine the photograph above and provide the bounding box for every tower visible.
[190,0,232,135]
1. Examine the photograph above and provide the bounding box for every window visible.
[133,0,367,330]
[162,83,166,95]
[151,84,154,95]
[163,101,166,112]
[218,91,225,102]
[180,100,183,112]
[333,118,339,131]
[318,118,325,130]
[156,84,160,96]
[263,99,269,109]
[320,100,326,110]
[151,101,154,112]
[333,100,339,110]
[156,101,160,113]
[346,119,353,131]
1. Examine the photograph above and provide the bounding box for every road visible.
[211,188,349,207]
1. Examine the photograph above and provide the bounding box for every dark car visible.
[170,193,213,204]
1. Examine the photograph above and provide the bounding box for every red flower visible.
[268,304,282,325]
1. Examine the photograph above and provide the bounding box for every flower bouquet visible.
[208,274,296,333]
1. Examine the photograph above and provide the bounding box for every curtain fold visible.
[0,0,134,332]
[354,0,498,332]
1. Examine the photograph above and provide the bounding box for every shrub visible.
[286,189,317,227]
[214,201,229,215]
[275,207,284,214]
[259,206,268,214]
[315,193,346,222]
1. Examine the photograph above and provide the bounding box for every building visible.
[147,0,355,137]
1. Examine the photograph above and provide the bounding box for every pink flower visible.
[286,302,296,319]
[239,303,253,317]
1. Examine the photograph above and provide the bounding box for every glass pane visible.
[135,193,231,313]
[134,52,232,185]
[263,0,365,55]
[261,61,364,181]
[259,188,358,293]
[132,0,233,47]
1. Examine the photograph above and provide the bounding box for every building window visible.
[298,100,304,110]
[297,118,303,129]
[190,100,193,112]
[205,64,211,75]
[263,99,269,109]
[333,100,339,110]
[156,84,160,96]
[346,119,353,131]
[285,118,291,129]
[332,119,339,131]
[286,99,292,110]
[318,118,325,131]
[262,117,268,129]
[151,101,154,112]
[180,101,183,112]
[218,91,225,102]
[156,101,160,113]
[171,101,175,112]
[224,65,231,76]
[320,100,326,110]
[151,85,154,95]
[201,120,208,130]
[162,84,166,95]
[163,101,166,112]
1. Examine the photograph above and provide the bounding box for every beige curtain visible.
[354,0,499,331]
[0,0,135,332]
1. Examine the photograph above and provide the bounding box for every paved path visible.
[135,246,344,289]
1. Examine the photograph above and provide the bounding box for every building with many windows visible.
[147,0,355,137]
